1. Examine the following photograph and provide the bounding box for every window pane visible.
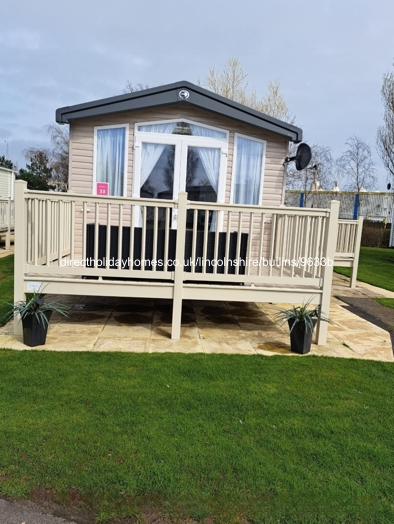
[96,127,126,196]
[141,144,175,228]
[141,144,175,199]
[186,146,218,199]
[232,137,264,205]
[186,146,219,230]
[137,121,226,139]
[189,123,226,139]
[138,122,177,134]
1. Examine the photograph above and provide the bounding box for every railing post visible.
[316,200,339,345]
[6,198,11,250]
[350,216,363,288]
[171,192,187,340]
[14,181,27,336]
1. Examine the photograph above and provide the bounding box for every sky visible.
[1,0,393,190]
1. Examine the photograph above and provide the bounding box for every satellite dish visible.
[284,143,312,171]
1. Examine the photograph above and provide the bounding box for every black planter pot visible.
[22,311,52,347]
[288,319,316,355]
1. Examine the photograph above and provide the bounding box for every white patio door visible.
[134,134,227,229]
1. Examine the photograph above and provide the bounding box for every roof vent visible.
[178,89,190,100]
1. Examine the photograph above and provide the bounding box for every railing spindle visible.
[246,212,254,276]
[152,206,158,272]
[33,199,38,265]
[202,210,209,274]
[235,212,243,276]
[106,203,111,269]
[224,210,231,275]
[129,204,135,271]
[117,204,123,271]
[71,201,75,263]
[46,199,50,266]
[141,206,147,271]
[268,214,276,277]
[301,216,310,278]
[279,215,288,277]
[258,212,265,277]
[82,201,87,266]
[93,202,99,269]
[213,213,220,275]
[191,209,198,274]
[164,207,169,271]
[58,200,64,266]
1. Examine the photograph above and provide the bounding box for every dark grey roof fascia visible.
[56,81,302,142]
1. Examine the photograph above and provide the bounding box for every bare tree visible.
[336,136,376,192]
[286,144,334,205]
[377,67,394,183]
[47,124,69,190]
[123,82,150,94]
[22,124,69,191]
[201,58,293,122]
[260,79,292,121]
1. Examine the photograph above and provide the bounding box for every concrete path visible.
[0,498,77,524]
[0,273,392,361]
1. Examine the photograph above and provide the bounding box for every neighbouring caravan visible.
[0,166,15,200]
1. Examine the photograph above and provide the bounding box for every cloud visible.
[0,30,41,50]
[0,127,13,138]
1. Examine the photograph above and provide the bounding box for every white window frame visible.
[133,118,228,204]
[230,133,267,206]
[93,123,129,197]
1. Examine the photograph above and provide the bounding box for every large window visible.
[231,134,266,205]
[94,125,128,196]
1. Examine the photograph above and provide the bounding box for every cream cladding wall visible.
[69,104,288,205]
[68,105,289,259]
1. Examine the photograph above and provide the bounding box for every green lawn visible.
[0,351,393,523]
[334,247,394,292]
[376,298,394,310]
[0,254,14,325]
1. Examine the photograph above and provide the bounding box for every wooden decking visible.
[14,181,350,344]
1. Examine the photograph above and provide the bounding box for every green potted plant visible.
[2,290,70,347]
[276,299,330,354]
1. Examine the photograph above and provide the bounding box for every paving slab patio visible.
[0,273,393,361]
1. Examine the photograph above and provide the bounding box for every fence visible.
[285,190,394,222]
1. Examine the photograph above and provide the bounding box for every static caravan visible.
[0,166,15,248]
[0,166,15,200]
[14,82,345,343]
[57,81,302,209]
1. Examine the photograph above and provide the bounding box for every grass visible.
[334,247,394,292]
[0,254,14,325]
[375,298,394,310]
[0,351,394,523]
[0,252,392,522]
